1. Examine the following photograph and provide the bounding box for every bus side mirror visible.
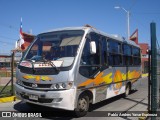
[90,41,96,54]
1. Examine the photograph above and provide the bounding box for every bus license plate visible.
[29,94,38,100]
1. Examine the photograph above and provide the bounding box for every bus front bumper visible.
[14,83,76,111]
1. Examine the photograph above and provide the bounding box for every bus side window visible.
[132,47,141,65]
[80,39,91,65]
[108,40,122,66]
[122,44,132,65]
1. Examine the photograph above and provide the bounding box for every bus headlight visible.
[55,84,60,89]
[16,79,23,86]
[61,83,66,88]
[50,82,73,90]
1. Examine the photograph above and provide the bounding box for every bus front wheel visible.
[74,95,89,117]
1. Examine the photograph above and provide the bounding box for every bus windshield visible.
[24,30,84,67]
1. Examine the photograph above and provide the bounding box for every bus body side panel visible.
[76,66,141,104]
[106,67,126,99]
[106,66,141,99]
[127,66,141,90]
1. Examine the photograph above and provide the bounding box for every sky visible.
[0,0,160,54]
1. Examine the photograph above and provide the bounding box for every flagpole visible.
[20,17,23,56]
[19,17,25,51]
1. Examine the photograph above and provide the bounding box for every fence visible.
[0,52,16,98]
[0,69,16,77]
[147,23,160,120]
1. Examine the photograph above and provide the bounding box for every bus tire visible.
[124,84,130,97]
[74,95,89,117]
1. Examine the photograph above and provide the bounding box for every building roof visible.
[14,32,35,52]
[138,43,149,45]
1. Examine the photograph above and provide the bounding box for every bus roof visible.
[40,26,140,48]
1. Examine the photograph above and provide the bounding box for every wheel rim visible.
[78,98,88,111]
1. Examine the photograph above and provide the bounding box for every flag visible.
[130,29,138,44]
[19,17,25,50]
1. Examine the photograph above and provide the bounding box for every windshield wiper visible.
[25,56,60,73]
[40,57,60,72]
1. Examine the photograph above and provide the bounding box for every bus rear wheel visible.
[124,84,130,97]
[74,95,89,117]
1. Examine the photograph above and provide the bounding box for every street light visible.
[114,6,130,39]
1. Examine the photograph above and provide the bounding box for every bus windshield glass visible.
[24,30,84,67]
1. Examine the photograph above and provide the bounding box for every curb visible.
[142,73,148,78]
[0,96,17,103]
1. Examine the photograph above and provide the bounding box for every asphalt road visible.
[0,77,149,120]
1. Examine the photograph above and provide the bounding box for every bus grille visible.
[22,81,52,88]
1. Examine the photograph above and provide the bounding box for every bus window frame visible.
[107,38,123,66]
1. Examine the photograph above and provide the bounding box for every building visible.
[0,54,11,69]
[15,32,35,51]
[21,32,35,51]
[138,43,149,73]
[13,32,35,63]
[130,29,149,73]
